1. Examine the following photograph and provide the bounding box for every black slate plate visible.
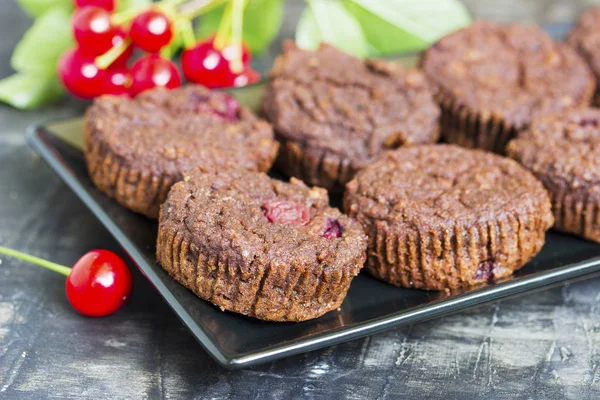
[26,24,600,368]
[28,115,600,369]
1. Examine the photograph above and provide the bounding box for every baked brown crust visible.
[421,20,595,153]
[263,42,440,192]
[567,7,600,104]
[507,108,600,242]
[344,144,554,290]
[84,85,279,219]
[156,168,367,322]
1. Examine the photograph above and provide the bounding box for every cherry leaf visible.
[295,0,368,58]
[0,73,64,110]
[344,0,472,54]
[17,0,72,17]
[11,8,74,74]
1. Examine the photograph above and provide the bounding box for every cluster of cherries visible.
[59,0,260,99]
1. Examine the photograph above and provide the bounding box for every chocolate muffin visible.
[262,42,440,192]
[507,108,600,242]
[344,144,554,291]
[85,85,279,219]
[421,21,594,154]
[567,7,600,104]
[156,168,367,322]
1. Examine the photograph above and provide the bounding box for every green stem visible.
[178,18,197,49]
[111,5,148,26]
[0,246,71,277]
[213,0,233,49]
[178,0,228,20]
[95,39,132,70]
[228,0,245,73]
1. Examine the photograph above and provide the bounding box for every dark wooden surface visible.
[2,1,600,399]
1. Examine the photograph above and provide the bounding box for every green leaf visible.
[11,8,74,74]
[239,0,284,54]
[344,0,471,55]
[295,0,368,58]
[0,73,64,110]
[195,0,285,55]
[17,0,72,17]
[295,8,319,51]
[117,0,152,13]
[195,6,224,39]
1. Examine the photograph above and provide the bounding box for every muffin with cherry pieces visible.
[344,144,554,290]
[157,168,367,322]
[85,85,278,218]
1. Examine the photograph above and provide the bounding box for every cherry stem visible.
[95,38,132,70]
[229,0,244,72]
[213,0,233,49]
[178,0,228,19]
[111,4,147,25]
[0,246,71,277]
[178,18,196,49]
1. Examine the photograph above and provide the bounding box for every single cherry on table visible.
[0,246,133,317]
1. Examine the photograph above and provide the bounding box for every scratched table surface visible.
[2,1,600,399]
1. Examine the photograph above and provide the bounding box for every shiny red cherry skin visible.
[72,6,116,56]
[74,0,115,12]
[221,41,251,68]
[129,54,181,96]
[65,250,133,317]
[103,64,130,96]
[129,9,174,53]
[58,48,106,99]
[233,68,261,87]
[181,38,252,89]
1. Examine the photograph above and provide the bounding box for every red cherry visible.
[0,246,132,318]
[58,48,106,99]
[129,9,173,53]
[221,41,251,68]
[103,64,130,96]
[181,40,224,87]
[181,38,252,89]
[233,68,261,87]
[66,250,133,317]
[72,6,116,56]
[129,54,181,97]
[74,0,115,12]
